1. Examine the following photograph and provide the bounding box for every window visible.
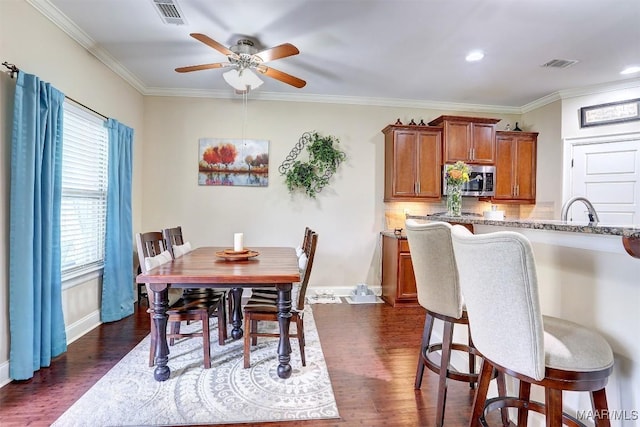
[61,102,109,281]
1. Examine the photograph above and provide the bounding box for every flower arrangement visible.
[445,161,470,216]
[445,161,470,186]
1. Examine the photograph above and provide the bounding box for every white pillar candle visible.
[234,233,244,252]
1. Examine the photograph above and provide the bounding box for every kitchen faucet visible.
[561,196,600,223]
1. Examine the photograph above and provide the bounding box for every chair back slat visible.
[162,226,184,258]
[135,231,168,274]
[296,231,318,311]
[301,226,311,251]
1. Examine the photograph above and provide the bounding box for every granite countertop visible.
[405,213,640,239]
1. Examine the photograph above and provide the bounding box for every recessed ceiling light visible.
[621,66,640,75]
[465,50,485,62]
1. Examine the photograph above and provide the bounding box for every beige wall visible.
[0,0,144,380]
[142,97,521,291]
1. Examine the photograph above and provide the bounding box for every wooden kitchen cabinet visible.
[382,125,442,201]
[428,115,500,165]
[381,234,418,307]
[494,131,538,203]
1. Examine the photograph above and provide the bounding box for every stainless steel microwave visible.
[443,164,495,197]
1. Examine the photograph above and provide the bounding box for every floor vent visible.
[541,59,579,69]
[152,0,186,25]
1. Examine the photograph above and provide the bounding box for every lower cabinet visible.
[381,235,418,307]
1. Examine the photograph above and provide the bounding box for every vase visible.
[447,183,463,216]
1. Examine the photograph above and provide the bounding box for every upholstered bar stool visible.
[450,225,614,427]
[405,220,507,427]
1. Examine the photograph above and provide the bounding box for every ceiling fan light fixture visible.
[465,50,485,62]
[223,68,263,92]
[621,66,640,75]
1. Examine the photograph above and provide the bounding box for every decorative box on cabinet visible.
[382,125,442,201]
[381,234,418,307]
[428,115,500,165]
[494,131,538,203]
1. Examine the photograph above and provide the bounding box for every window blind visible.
[61,102,109,279]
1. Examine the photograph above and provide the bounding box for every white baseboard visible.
[0,310,101,388]
[0,360,9,388]
[66,310,102,345]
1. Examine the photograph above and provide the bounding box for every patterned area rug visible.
[53,306,339,426]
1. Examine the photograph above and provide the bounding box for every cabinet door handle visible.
[416,182,420,194]
[516,185,520,196]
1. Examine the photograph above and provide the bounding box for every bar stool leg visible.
[591,389,611,427]
[518,380,531,427]
[545,388,563,427]
[415,312,435,389]
[469,359,493,427]
[435,320,454,427]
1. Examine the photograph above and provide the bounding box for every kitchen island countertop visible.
[405,213,640,258]
[406,213,640,238]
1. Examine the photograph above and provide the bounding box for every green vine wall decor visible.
[279,131,347,198]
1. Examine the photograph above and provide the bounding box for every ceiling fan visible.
[175,33,306,91]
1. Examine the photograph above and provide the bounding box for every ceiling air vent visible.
[541,59,579,69]
[152,0,186,25]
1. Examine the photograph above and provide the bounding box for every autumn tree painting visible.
[198,138,269,187]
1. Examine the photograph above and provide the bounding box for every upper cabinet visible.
[428,115,500,165]
[493,131,538,203]
[382,125,442,201]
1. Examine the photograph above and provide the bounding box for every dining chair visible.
[405,220,507,427]
[242,230,318,369]
[133,251,147,306]
[450,225,614,427]
[136,231,225,368]
[251,226,313,301]
[161,226,229,346]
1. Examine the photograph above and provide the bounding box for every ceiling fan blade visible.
[254,43,300,62]
[190,33,234,56]
[175,63,227,73]
[258,66,306,88]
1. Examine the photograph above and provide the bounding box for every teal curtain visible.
[101,119,134,322]
[9,72,67,380]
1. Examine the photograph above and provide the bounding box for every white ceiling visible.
[34,0,640,109]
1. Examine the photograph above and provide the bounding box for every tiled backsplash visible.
[385,200,555,230]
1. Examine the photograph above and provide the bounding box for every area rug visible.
[52,306,339,426]
[306,291,342,304]
[345,296,385,304]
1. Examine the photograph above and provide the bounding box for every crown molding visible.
[143,86,523,114]
[520,92,562,113]
[557,77,640,100]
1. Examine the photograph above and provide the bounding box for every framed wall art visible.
[198,138,269,187]
[580,98,640,128]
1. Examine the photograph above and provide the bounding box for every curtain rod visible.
[2,61,19,78]
[65,97,109,121]
[3,60,109,121]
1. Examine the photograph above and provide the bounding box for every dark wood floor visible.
[0,301,487,426]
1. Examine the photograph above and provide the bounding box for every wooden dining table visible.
[135,246,301,381]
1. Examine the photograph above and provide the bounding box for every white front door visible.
[570,135,640,224]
